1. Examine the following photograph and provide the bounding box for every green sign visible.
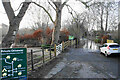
[0,48,27,80]
[69,36,74,40]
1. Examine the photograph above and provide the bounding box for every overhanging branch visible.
[17,2,31,21]
[78,0,92,8]
[47,0,56,12]
[61,0,69,9]
[32,2,55,24]
[65,4,78,17]
[2,1,15,21]
[66,5,77,23]
[14,2,24,12]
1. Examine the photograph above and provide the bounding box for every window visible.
[103,45,107,47]
[109,45,119,48]
[104,45,107,47]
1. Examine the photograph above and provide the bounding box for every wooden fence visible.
[27,40,76,71]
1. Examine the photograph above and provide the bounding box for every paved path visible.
[44,47,119,78]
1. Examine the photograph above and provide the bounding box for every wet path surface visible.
[45,40,119,78]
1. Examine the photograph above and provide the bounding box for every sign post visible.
[0,48,27,80]
[69,36,74,47]
[69,36,74,40]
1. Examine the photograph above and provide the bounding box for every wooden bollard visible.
[62,41,64,52]
[49,46,52,59]
[54,44,56,57]
[42,47,44,63]
[31,50,34,71]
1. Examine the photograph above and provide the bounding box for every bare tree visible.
[88,1,118,35]
[67,7,87,46]
[31,0,69,45]
[29,1,51,31]
[2,0,69,47]
[4,0,114,47]
[118,1,120,44]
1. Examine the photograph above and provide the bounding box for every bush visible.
[94,39,101,43]
[102,35,109,43]
[41,44,50,48]
[59,28,69,43]
[45,27,53,44]
[33,29,43,40]
[114,39,120,43]
[41,44,54,50]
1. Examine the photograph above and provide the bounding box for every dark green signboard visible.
[0,48,27,80]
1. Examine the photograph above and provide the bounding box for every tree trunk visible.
[100,6,104,34]
[105,6,109,34]
[51,1,62,45]
[51,9,61,45]
[118,1,120,44]
[2,18,20,47]
[2,1,30,47]
[118,22,120,44]
[118,2,120,44]
[100,5,105,38]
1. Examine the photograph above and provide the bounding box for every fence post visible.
[68,41,70,47]
[75,39,77,48]
[42,47,45,63]
[77,39,78,47]
[49,46,52,59]
[70,40,72,47]
[54,44,56,57]
[71,40,72,46]
[62,41,64,52]
[69,40,70,47]
[66,41,67,48]
[31,50,34,71]
[74,40,75,46]
[67,41,68,47]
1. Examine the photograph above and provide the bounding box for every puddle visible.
[82,39,100,52]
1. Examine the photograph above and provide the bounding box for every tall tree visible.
[2,0,99,47]
[100,3,104,33]
[32,0,69,45]
[88,1,118,35]
[67,9,87,46]
[118,1,120,44]
[48,0,69,44]
[2,0,31,47]
[2,0,69,47]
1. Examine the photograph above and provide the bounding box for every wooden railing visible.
[27,40,76,71]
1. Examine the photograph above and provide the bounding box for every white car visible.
[100,43,120,56]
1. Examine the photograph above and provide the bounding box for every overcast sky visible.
[0,0,87,29]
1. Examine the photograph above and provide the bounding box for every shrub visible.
[102,35,109,43]
[114,39,120,43]
[16,29,43,46]
[59,28,69,43]
[94,39,101,43]
[33,29,43,40]
[45,27,53,44]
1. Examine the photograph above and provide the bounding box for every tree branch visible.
[14,2,24,12]
[47,0,56,12]
[61,0,69,9]
[32,2,55,24]
[65,4,78,17]
[17,2,31,21]
[2,1,15,21]
[78,0,92,8]
[66,5,77,23]
[52,1,58,8]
